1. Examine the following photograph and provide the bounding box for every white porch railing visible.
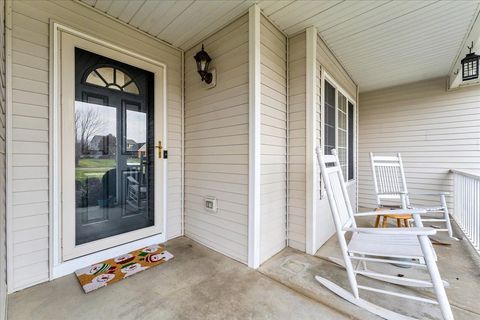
[451,169,480,253]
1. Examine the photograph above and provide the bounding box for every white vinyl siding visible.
[259,16,287,263]
[314,35,358,251]
[184,15,249,263]
[288,31,357,253]
[316,35,356,100]
[359,77,480,211]
[9,0,183,292]
[315,56,322,199]
[287,32,306,251]
[0,0,6,318]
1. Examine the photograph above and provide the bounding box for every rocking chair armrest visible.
[407,191,450,196]
[376,191,408,195]
[344,227,437,236]
[353,208,427,217]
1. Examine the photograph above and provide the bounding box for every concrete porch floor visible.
[8,237,345,320]
[8,221,480,320]
[259,217,480,320]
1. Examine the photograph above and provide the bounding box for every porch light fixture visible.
[461,42,480,81]
[194,44,213,84]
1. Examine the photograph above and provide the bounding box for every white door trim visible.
[50,22,168,278]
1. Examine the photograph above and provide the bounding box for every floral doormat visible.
[75,244,174,293]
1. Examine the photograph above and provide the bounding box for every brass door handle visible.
[155,141,163,158]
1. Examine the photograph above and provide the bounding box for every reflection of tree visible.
[75,106,105,165]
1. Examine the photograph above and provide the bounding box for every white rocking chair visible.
[369,152,455,238]
[316,148,453,320]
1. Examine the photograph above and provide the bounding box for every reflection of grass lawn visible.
[76,158,115,183]
[79,158,116,168]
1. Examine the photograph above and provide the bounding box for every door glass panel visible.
[86,71,106,87]
[123,82,140,95]
[96,67,114,84]
[116,69,132,87]
[85,65,140,95]
[125,109,146,153]
[75,101,117,227]
[74,47,154,246]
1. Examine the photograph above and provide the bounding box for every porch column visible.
[248,4,261,269]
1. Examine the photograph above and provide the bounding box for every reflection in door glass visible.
[74,48,154,246]
[126,109,146,153]
[75,102,117,229]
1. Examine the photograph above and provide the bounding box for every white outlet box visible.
[204,197,218,213]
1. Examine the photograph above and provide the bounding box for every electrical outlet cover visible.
[204,197,218,213]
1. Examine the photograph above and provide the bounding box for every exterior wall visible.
[287,32,306,251]
[359,77,480,210]
[184,15,249,263]
[314,34,358,250]
[288,31,357,253]
[259,16,287,263]
[8,0,182,291]
[316,35,356,99]
[0,0,6,317]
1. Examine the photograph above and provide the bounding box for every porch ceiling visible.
[80,0,480,92]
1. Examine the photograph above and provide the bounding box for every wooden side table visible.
[374,208,412,228]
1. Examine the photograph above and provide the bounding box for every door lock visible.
[155,141,163,158]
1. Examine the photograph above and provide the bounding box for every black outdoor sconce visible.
[194,44,213,84]
[461,41,480,81]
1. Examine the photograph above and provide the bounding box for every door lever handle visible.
[155,141,163,158]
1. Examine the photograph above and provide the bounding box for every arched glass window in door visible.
[85,66,140,95]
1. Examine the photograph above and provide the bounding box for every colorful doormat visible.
[75,244,174,293]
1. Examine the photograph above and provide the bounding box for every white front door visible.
[60,32,166,260]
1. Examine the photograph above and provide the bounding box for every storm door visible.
[74,48,155,245]
[60,32,165,260]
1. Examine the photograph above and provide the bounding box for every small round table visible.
[374,208,414,268]
[374,208,412,228]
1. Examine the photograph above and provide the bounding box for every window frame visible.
[322,72,356,183]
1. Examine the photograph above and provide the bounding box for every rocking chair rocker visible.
[316,148,453,320]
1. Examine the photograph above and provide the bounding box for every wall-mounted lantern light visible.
[194,44,213,84]
[461,41,480,81]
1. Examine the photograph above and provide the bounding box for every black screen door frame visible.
[59,31,166,261]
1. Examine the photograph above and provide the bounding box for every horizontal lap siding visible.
[316,34,356,99]
[288,32,306,251]
[184,15,249,263]
[315,35,358,250]
[11,0,182,291]
[259,16,287,263]
[315,50,321,199]
[358,77,480,210]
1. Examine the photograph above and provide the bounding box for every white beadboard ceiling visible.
[79,0,480,92]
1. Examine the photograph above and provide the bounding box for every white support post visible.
[248,4,261,269]
[5,0,13,294]
[305,26,317,255]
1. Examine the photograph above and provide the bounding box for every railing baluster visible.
[451,169,480,255]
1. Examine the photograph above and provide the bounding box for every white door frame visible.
[50,22,168,278]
